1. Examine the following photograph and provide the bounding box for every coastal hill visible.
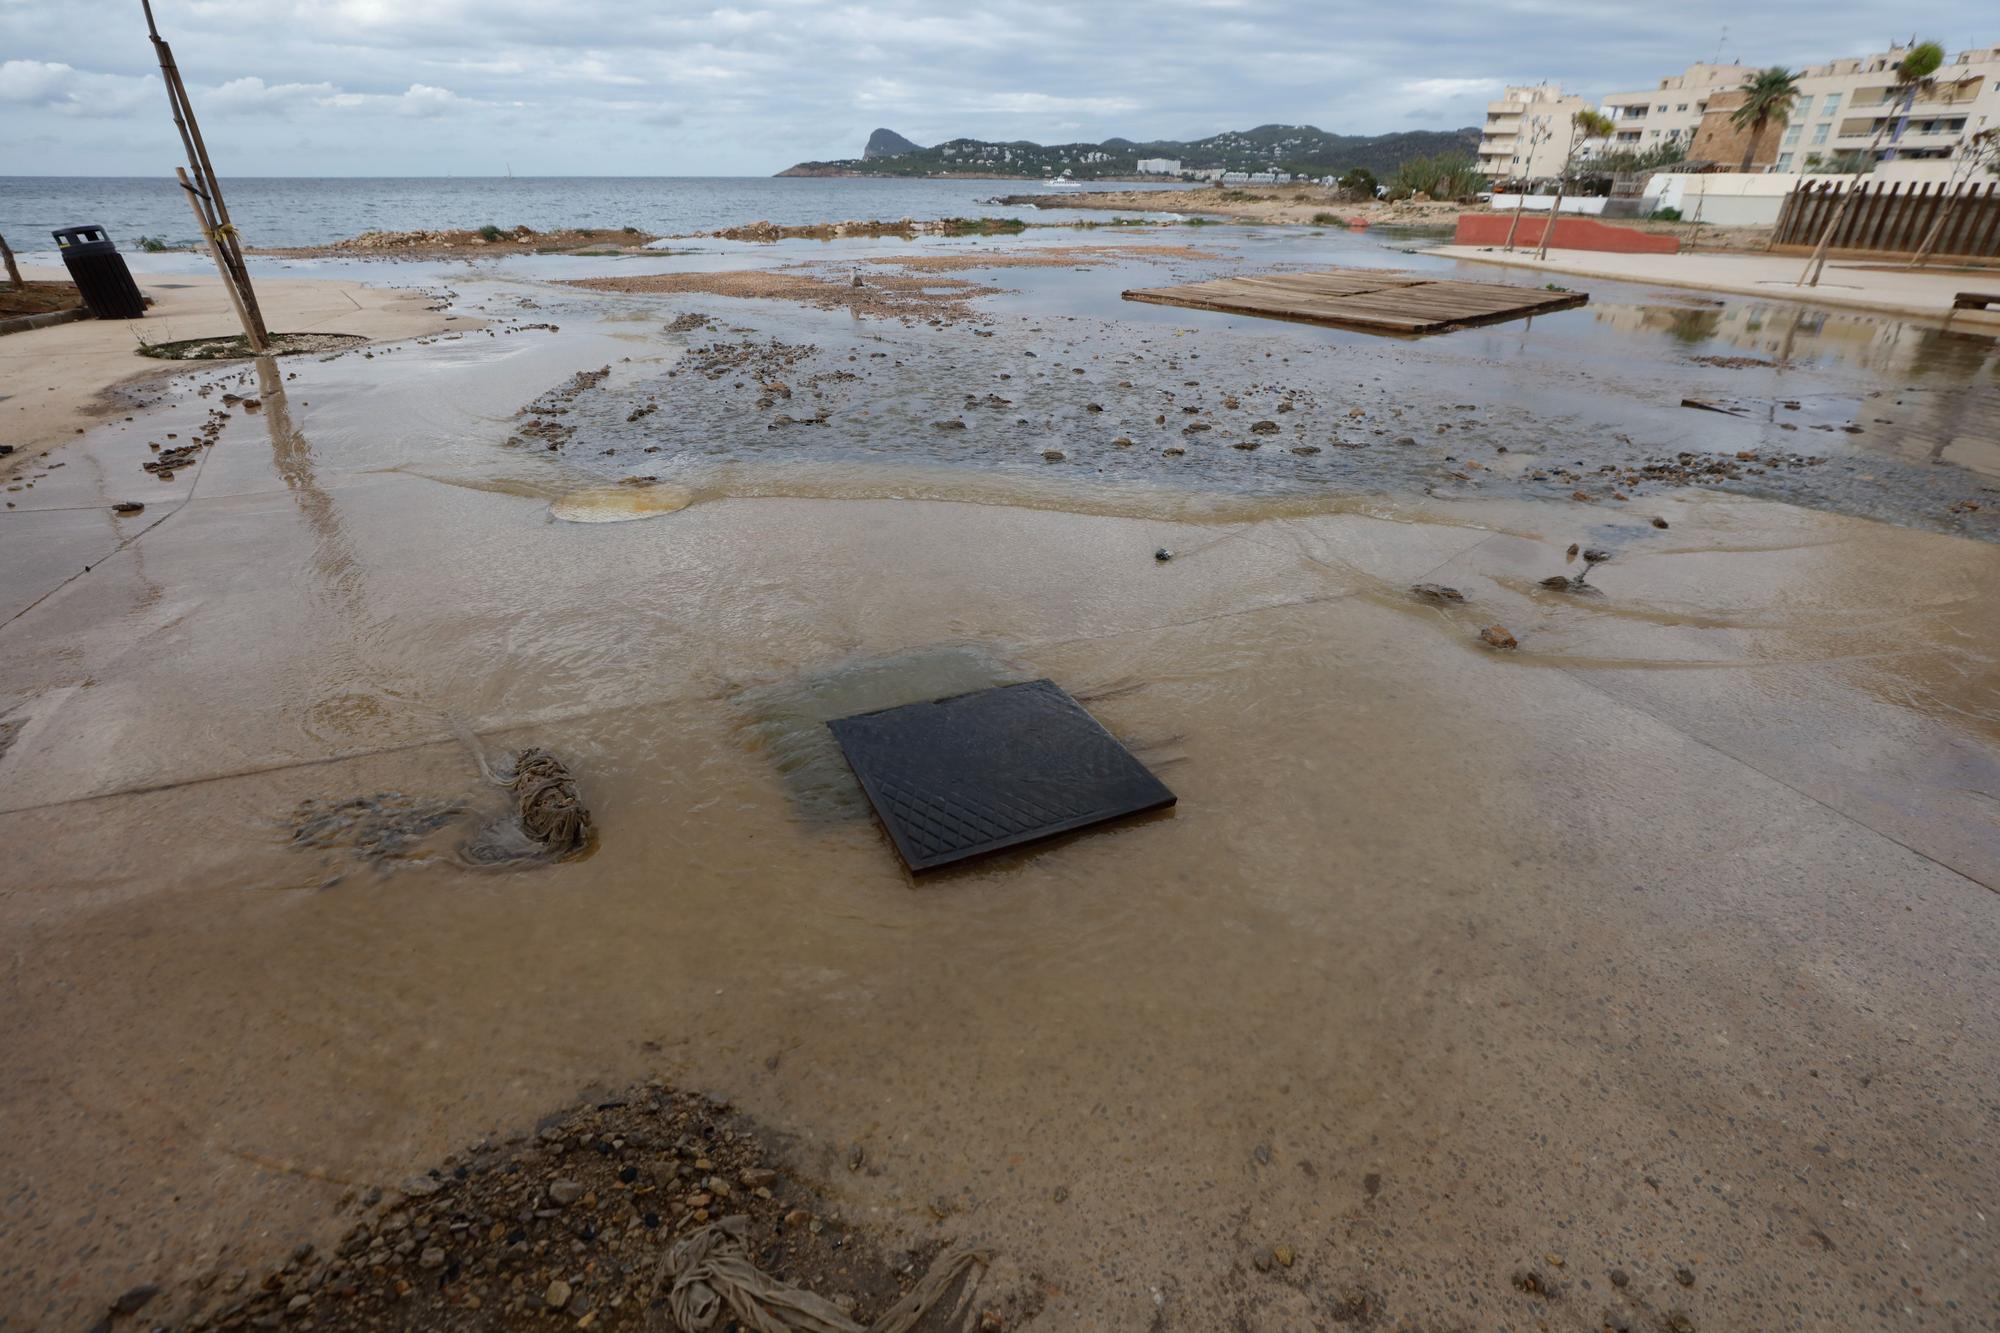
[863,128,923,159]
[779,123,1480,179]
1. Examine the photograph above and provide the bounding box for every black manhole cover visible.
[828,678,1176,872]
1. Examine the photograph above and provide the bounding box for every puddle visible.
[549,481,695,522]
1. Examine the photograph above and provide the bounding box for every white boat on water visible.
[1043,177,1082,191]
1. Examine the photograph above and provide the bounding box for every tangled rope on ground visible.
[652,1215,990,1333]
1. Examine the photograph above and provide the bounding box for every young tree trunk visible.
[0,234,22,289]
[1503,183,1530,251]
[1738,118,1760,173]
[1800,93,1905,286]
[1533,185,1567,260]
[1906,180,1964,268]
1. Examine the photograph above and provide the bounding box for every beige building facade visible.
[1596,45,2000,173]
[1476,84,1594,182]
[1599,63,1756,158]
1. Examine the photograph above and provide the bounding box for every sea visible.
[0,176,1193,254]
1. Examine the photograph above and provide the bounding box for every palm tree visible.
[1800,41,1946,286]
[1730,67,1800,171]
[1533,109,1615,260]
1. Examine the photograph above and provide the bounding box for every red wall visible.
[1455,213,1679,254]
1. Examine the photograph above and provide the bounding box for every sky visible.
[1,2,1992,176]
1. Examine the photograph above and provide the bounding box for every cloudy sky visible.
[2,2,1991,176]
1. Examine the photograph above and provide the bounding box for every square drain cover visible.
[828,679,1176,872]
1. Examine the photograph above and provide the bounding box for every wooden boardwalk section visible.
[1122,268,1588,336]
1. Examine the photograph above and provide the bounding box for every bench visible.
[1952,292,2000,311]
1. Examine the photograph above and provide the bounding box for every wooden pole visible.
[0,234,22,290]
[143,0,269,349]
[176,167,258,348]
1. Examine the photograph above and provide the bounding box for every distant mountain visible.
[779,123,1481,179]
[863,128,923,160]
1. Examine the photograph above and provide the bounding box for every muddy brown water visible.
[2,231,1998,1331]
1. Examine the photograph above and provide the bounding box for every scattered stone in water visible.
[1250,419,1279,434]
[112,501,144,514]
[1582,548,1612,564]
[1540,575,1576,590]
[1231,440,1260,451]
[1041,449,1066,462]
[1162,446,1185,457]
[1410,583,1464,603]
[1480,625,1519,650]
[1154,548,1173,561]
[1291,444,1321,455]
[1651,516,1670,529]
[1112,436,1133,447]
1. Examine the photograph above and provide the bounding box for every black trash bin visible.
[52,225,146,320]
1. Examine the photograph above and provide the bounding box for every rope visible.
[652,1216,989,1333]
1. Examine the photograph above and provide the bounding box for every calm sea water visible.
[0,176,1192,253]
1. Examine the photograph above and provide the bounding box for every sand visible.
[0,268,457,468]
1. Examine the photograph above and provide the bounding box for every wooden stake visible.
[177,167,259,350]
[0,233,22,290]
[143,0,269,349]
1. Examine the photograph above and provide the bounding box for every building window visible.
[1821,93,1840,115]
[1777,153,1794,170]
[1783,125,1802,144]
[1656,104,1668,112]
[1812,123,1830,144]
[1676,103,1688,111]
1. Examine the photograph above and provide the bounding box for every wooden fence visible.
[1771,178,2000,260]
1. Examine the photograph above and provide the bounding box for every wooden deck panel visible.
[1123,267,1587,336]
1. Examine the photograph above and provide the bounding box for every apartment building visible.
[1602,45,1999,172]
[1767,43,2000,172]
[1475,84,1594,182]
[1599,63,1756,156]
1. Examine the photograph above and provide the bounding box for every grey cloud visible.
[1,0,1990,174]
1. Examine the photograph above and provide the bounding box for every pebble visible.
[1650,516,1670,528]
[548,1179,584,1206]
[418,1247,445,1269]
[1676,1266,1695,1287]
[1609,1268,1630,1287]
[1480,625,1519,650]
[1411,583,1464,602]
[1154,547,1173,561]
[1273,1245,1295,1268]
[545,1279,573,1310]
[1041,449,1065,462]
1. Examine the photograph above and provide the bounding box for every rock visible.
[1410,583,1464,602]
[1041,449,1065,462]
[1112,437,1133,447]
[418,1247,445,1269]
[548,1179,585,1206]
[400,1175,441,1196]
[1249,420,1279,434]
[1582,548,1611,564]
[1291,445,1320,455]
[1566,543,1580,559]
[545,1278,573,1310]
[1572,490,1596,502]
[1085,403,1103,413]
[1230,440,1259,451]
[1253,1249,1274,1273]
[1510,1268,1552,1296]
[1650,516,1670,529]
[1394,435,1417,445]
[1252,1144,1272,1166]
[1162,446,1185,457]
[739,1167,777,1188]
[847,1145,865,1172]
[1675,1266,1695,1287]
[1480,625,1518,650]
[1609,1268,1630,1287]
[111,1285,160,1315]
[1274,1245,1295,1268]
[1540,575,1574,589]
[112,501,145,515]
[1154,548,1173,561]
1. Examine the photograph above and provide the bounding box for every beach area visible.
[3,186,2000,1333]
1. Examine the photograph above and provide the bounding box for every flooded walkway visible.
[1,230,1997,1331]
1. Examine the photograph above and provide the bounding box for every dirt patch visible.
[699,217,1028,242]
[562,269,1004,325]
[251,226,660,260]
[0,279,81,319]
[863,244,1217,272]
[1686,354,1778,370]
[134,1080,1031,1332]
[136,331,370,361]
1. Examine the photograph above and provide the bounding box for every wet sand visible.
[3,233,1999,1331]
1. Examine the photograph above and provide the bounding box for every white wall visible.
[1642,162,1977,226]
[1489,193,1609,215]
